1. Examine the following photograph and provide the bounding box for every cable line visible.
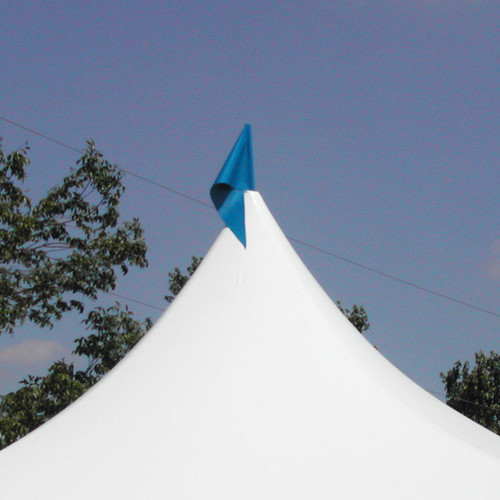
[0,115,81,153]
[108,292,165,312]
[426,389,500,413]
[0,116,212,208]
[289,238,500,318]
[1,115,498,318]
[122,170,212,209]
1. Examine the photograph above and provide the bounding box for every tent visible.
[0,127,498,498]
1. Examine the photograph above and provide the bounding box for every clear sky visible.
[0,1,498,398]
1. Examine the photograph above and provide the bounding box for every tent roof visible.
[0,191,499,499]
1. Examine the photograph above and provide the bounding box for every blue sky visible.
[0,1,498,397]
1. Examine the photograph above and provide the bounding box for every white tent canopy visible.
[0,190,498,498]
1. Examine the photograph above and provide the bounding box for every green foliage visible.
[0,305,151,450]
[440,350,499,435]
[0,141,147,334]
[0,251,192,450]
[164,256,202,303]
[0,140,149,449]
[0,361,90,449]
[336,301,370,334]
[75,305,152,379]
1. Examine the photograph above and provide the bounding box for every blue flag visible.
[210,125,255,246]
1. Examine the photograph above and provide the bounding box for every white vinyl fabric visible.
[0,191,498,498]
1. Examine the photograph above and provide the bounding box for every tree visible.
[0,256,197,450]
[336,301,370,334]
[440,350,499,435]
[164,256,202,303]
[0,140,148,449]
[0,305,151,450]
[0,141,147,334]
[74,305,152,379]
[0,361,90,449]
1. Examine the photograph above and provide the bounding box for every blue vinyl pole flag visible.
[210,125,255,246]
